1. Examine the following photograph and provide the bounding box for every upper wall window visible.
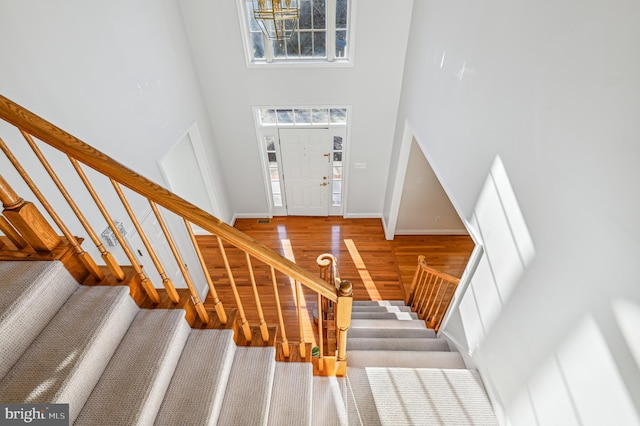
[238,0,354,66]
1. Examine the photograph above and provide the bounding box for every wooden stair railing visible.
[314,253,352,376]
[406,255,460,332]
[0,94,352,375]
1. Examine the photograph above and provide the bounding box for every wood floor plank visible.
[197,217,475,345]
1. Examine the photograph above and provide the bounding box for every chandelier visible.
[252,0,299,41]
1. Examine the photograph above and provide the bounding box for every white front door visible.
[279,128,332,216]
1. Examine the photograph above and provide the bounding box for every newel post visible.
[335,279,353,364]
[406,255,426,305]
[0,174,61,252]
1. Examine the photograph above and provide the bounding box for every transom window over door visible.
[238,0,354,65]
[255,107,348,216]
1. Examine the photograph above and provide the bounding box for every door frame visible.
[253,106,350,217]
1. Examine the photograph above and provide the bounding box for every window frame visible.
[236,0,357,68]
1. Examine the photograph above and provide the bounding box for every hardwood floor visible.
[197,217,475,348]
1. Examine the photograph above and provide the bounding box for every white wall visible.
[0,0,230,221]
[395,138,467,234]
[390,0,640,424]
[0,0,231,298]
[179,0,413,217]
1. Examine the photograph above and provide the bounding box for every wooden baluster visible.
[316,253,335,358]
[410,268,427,311]
[0,137,103,279]
[149,202,208,323]
[406,255,426,305]
[245,253,269,342]
[111,180,179,303]
[270,266,289,357]
[335,280,353,364]
[217,236,252,341]
[0,215,28,249]
[317,292,324,371]
[296,280,306,359]
[426,278,445,323]
[185,219,227,324]
[413,271,433,315]
[0,174,61,252]
[21,132,124,280]
[433,281,458,331]
[69,157,158,301]
[420,275,440,318]
[430,281,448,330]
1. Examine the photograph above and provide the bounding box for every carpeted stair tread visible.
[347,350,466,369]
[351,311,418,320]
[349,327,436,339]
[352,305,413,313]
[218,346,276,426]
[75,309,191,426]
[347,337,450,352]
[0,261,78,379]
[0,285,138,422]
[345,367,382,425]
[268,362,312,426]
[311,376,348,426]
[352,300,406,306]
[155,329,236,426]
[351,318,428,330]
[363,367,498,425]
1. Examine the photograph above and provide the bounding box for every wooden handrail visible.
[0,94,336,302]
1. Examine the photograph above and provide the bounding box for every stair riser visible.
[347,338,449,352]
[352,305,413,313]
[351,312,418,320]
[0,261,78,379]
[347,350,466,369]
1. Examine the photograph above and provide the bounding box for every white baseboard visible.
[230,213,272,225]
[395,228,469,235]
[342,212,383,219]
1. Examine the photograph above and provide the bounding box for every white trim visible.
[343,212,382,219]
[158,122,223,218]
[385,119,414,240]
[252,110,285,217]
[395,228,469,235]
[326,0,337,61]
[437,244,485,338]
[232,213,273,225]
[439,329,468,354]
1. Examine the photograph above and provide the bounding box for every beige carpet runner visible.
[0,260,497,425]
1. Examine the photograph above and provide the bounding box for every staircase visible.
[345,301,497,425]
[0,260,497,425]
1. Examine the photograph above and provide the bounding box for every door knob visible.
[320,182,328,186]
